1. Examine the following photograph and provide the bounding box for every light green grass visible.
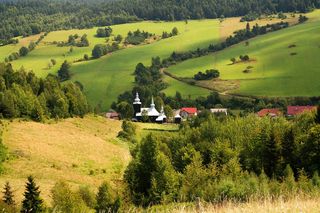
[3,20,219,109]
[166,10,320,97]
[162,74,211,98]
[71,20,220,109]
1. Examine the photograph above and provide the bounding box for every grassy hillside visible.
[70,20,220,109]
[0,116,179,205]
[0,20,220,109]
[0,15,299,109]
[0,116,129,204]
[165,10,320,97]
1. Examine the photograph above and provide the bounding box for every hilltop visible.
[165,10,320,97]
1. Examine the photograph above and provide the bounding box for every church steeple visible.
[133,92,142,116]
[150,96,155,109]
[133,92,141,104]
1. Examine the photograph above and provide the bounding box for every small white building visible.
[210,108,228,116]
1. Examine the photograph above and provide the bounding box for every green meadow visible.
[166,10,320,97]
[70,21,220,109]
[1,20,219,109]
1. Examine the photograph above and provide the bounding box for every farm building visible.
[133,93,167,123]
[287,106,317,117]
[180,108,198,119]
[210,108,228,116]
[105,111,120,120]
[257,109,282,117]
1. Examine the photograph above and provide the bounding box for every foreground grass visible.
[133,197,320,213]
[0,115,130,205]
[166,10,320,97]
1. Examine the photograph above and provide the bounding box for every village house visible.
[105,111,120,120]
[180,108,198,119]
[287,106,317,117]
[133,93,167,123]
[257,108,282,117]
[210,108,228,116]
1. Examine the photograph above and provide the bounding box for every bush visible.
[194,69,220,80]
[19,47,29,56]
[51,181,90,212]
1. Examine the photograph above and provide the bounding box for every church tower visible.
[133,92,142,117]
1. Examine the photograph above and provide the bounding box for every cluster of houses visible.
[106,93,227,123]
[257,106,317,118]
[105,93,318,123]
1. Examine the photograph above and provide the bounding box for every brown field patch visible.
[219,15,299,41]
[196,79,240,94]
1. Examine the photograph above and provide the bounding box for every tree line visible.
[124,110,320,206]
[1,0,319,43]
[0,63,89,121]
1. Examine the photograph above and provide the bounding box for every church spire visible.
[133,92,141,104]
[150,96,155,108]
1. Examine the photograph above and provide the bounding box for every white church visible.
[133,93,167,123]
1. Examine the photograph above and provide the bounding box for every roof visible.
[181,108,197,114]
[136,107,160,117]
[106,112,119,118]
[211,108,228,114]
[257,109,281,117]
[156,114,167,121]
[287,106,317,116]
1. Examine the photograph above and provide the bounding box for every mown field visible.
[166,10,320,97]
[0,116,129,204]
[0,116,178,205]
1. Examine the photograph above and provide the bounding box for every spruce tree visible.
[3,182,15,206]
[315,106,320,124]
[57,60,71,81]
[21,176,44,213]
[95,181,114,213]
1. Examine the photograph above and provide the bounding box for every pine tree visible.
[21,176,44,213]
[57,60,71,81]
[315,106,320,124]
[3,182,15,205]
[95,181,114,213]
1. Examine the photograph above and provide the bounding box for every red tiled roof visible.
[257,109,281,117]
[181,107,197,114]
[287,106,317,116]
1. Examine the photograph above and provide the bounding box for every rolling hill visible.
[0,116,129,204]
[1,15,296,110]
[165,10,320,97]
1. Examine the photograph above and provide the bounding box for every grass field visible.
[0,14,306,109]
[70,20,220,109]
[166,10,320,97]
[0,20,220,109]
[141,197,320,212]
[0,116,129,205]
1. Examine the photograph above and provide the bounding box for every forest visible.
[1,0,320,42]
[0,63,89,121]
[124,110,320,206]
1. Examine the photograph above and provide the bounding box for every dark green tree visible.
[117,101,134,119]
[2,182,15,206]
[171,27,179,36]
[95,181,114,213]
[92,44,106,59]
[21,176,44,213]
[19,47,29,57]
[315,106,320,124]
[57,60,71,81]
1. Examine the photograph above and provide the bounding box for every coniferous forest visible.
[1,0,320,43]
